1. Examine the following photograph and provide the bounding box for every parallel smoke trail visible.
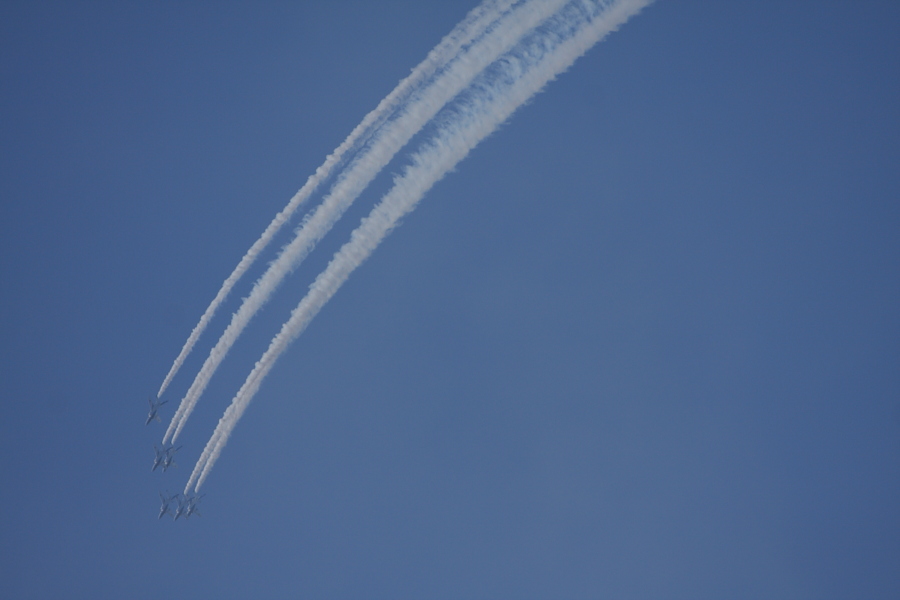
[155,0,518,401]
[164,0,571,445]
[188,0,653,493]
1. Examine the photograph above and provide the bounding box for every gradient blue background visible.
[1,1,898,597]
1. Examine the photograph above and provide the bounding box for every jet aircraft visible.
[151,444,182,472]
[184,494,205,518]
[151,446,167,472]
[162,445,182,472]
[158,491,178,519]
[173,494,188,521]
[145,396,168,425]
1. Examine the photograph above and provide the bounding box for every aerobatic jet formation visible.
[156,491,204,522]
[148,410,194,519]
[146,0,652,519]
[145,396,168,425]
[157,492,206,522]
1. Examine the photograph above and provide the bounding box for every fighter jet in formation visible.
[162,445,182,471]
[158,491,177,519]
[173,494,188,521]
[151,444,182,472]
[145,396,168,425]
[151,446,167,471]
[185,494,205,518]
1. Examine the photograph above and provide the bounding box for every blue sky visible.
[1,1,898,598]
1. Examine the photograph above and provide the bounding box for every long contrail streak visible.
[155,0,519,401]
[187,0,652,493]
[164,0,572,446]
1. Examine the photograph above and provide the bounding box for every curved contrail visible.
[187,0,653,493]
[155,0,520,401]
[164,0,572,445]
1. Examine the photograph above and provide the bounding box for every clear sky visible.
[1,1,898,598]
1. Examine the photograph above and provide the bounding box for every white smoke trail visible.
[155,0,519,401]
[164,0,572,445]
[188,0,653,493]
